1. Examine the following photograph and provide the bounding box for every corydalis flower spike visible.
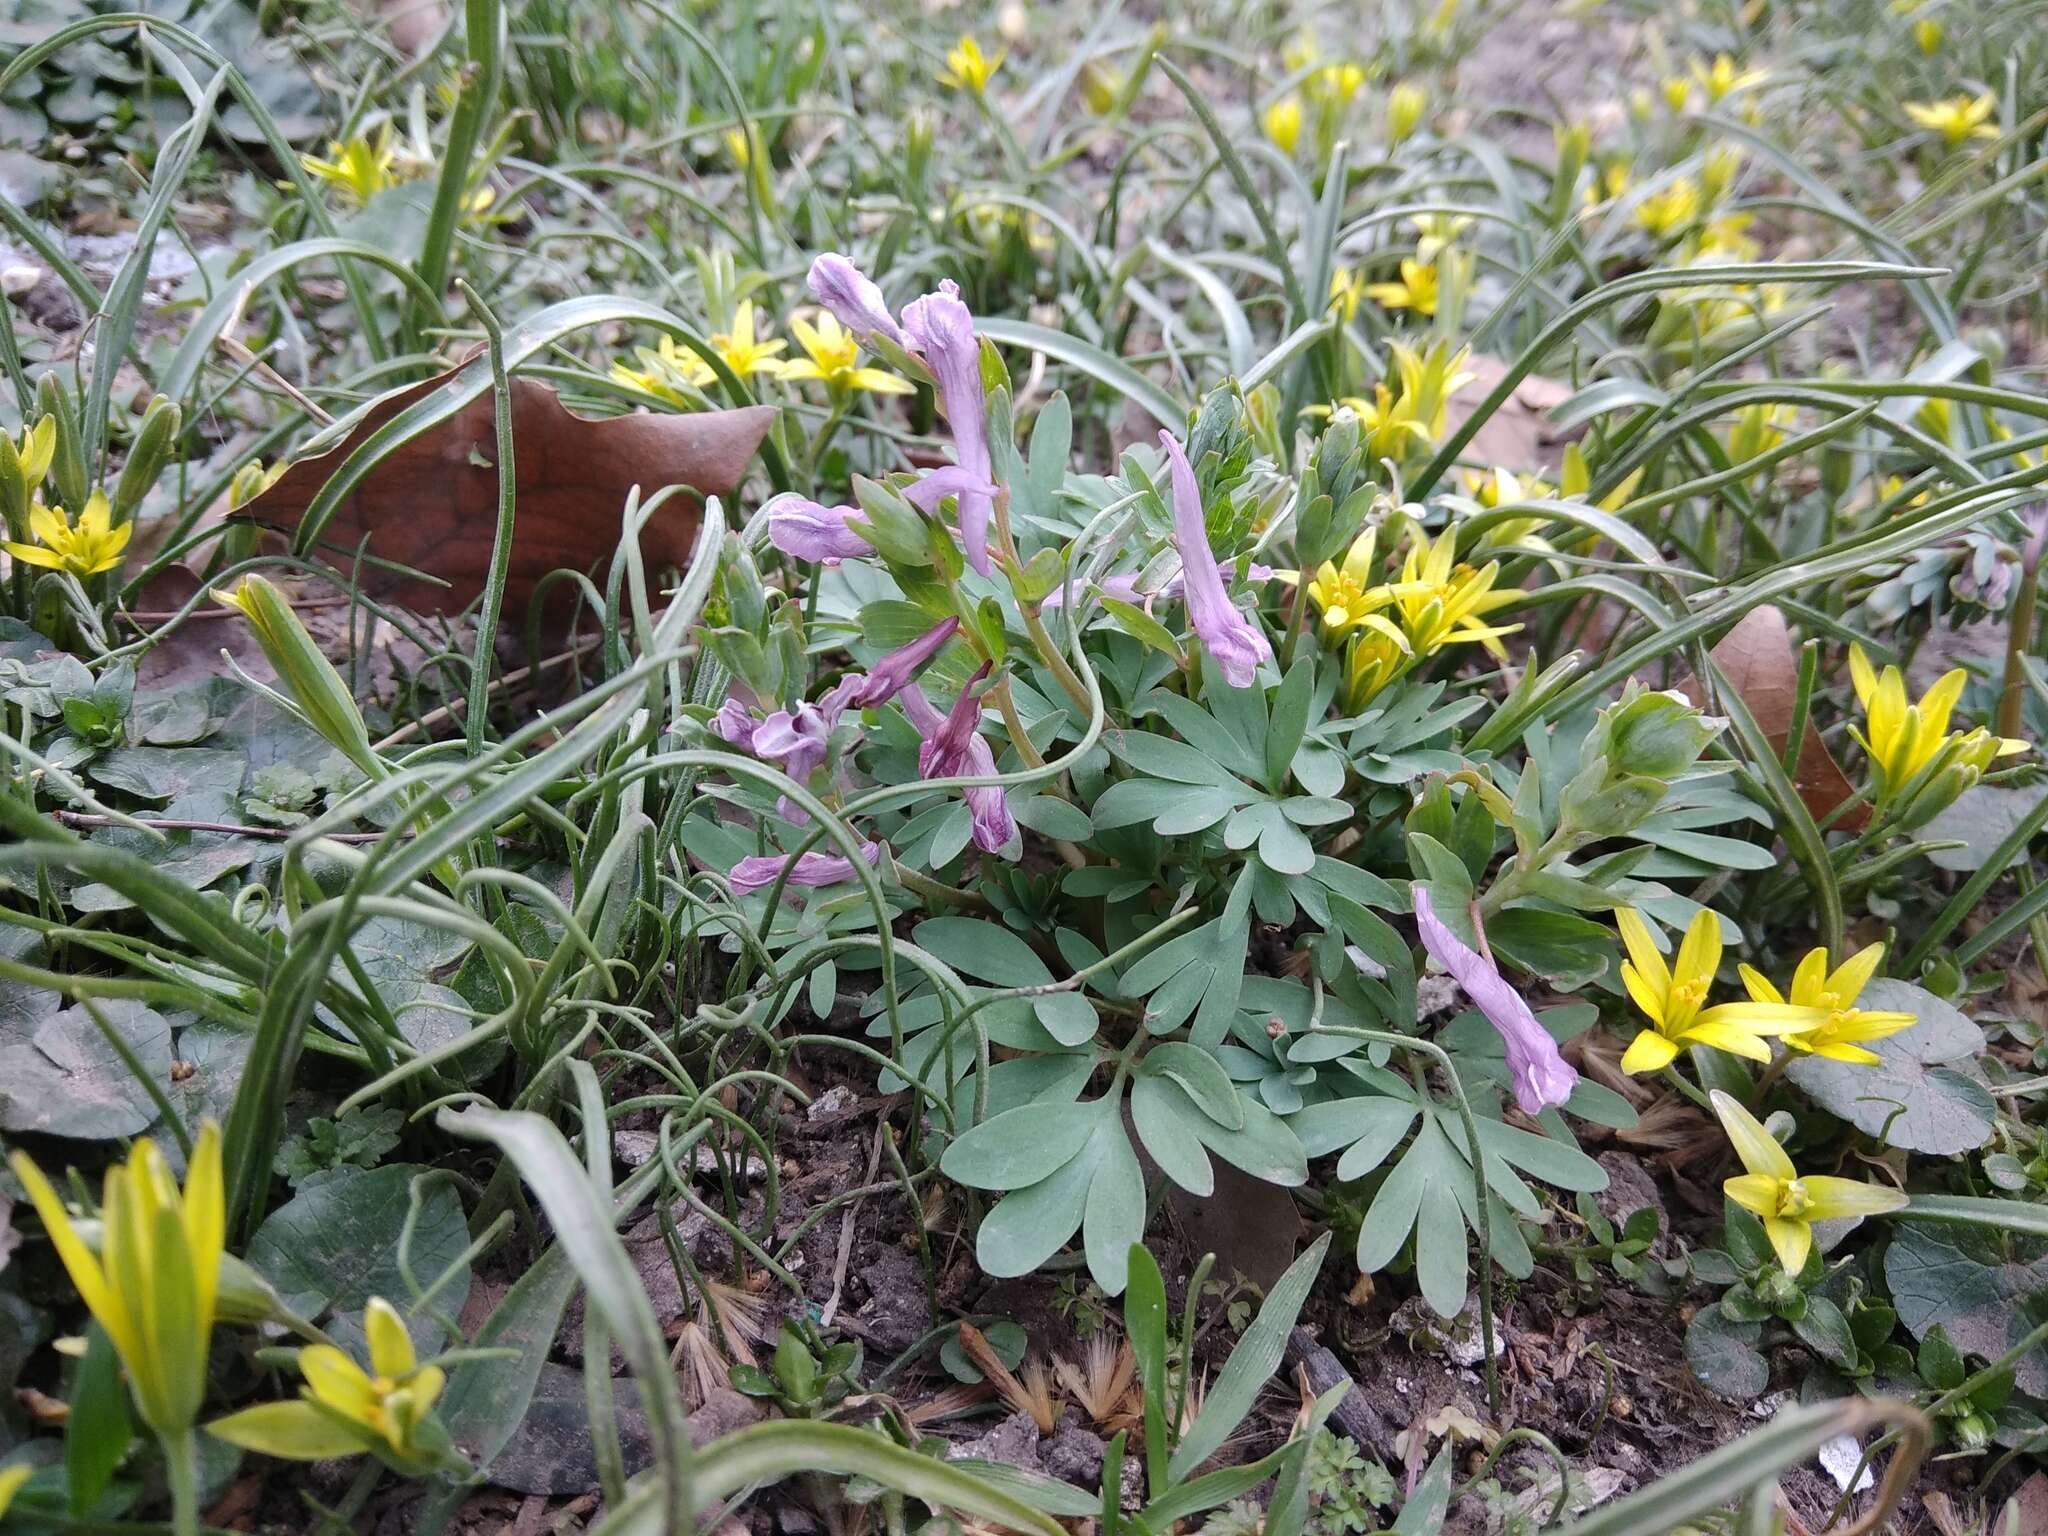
[1412,886,1578,1115]
[901,282,995,575]
[807,253,906,349]
[1158,430,1272,689]
[728,841,882,896]
[764,493,874,566]
[845,617,960,709]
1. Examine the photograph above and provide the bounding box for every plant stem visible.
[162,1427,199,1536]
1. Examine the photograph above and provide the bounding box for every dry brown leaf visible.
[231,367,774,615]
[1680,605,1868,831]
[1445,355,1579,474]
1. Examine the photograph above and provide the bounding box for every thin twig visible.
[818,1116,889,1328]
[374,634,601,748]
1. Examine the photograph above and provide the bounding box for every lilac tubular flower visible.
[807,253,907,349]
[765,493,874,566]
[843,617,960,709]
[1158,431,1272,688]
[1411,886,1579,1116]
[728,839,882,896]
[901,668,1016,853]
[901,282,995,575]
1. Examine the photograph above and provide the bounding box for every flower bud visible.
[112,396,181,524]
[37,373,89,513]
[213,574,379,777]
[1596,685,1724,779]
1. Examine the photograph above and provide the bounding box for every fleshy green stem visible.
[162,1426,200,1536]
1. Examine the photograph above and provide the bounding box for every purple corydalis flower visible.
[901,665,1015,853]
[728,839,882,896]
[901,282,995,576]
[844,617,960,709]
[751,703,834,783]
[710,697,757,746]
[765,493,874,566]
[1159,430,1272,689]
[1411,886,1579,1116]
[807,253,907,349]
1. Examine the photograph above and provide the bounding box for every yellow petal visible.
[1788,947,1830,1004]
[2,540,62,569]
[1614,909,1671,998]
[1678,1020,1775,1062]
[207,1400,372,1461]
[1724,1173,1782,1217]
[1620,961,1670,1027]
[9,1153,124,1354]
[1825,942,1886,1005]
[1849,645,1877,706]
[1799,1176,1908,1222]
[1710,1090,1795,1181]
[1764,1217,1812,1274]
[1673,908,1723,995]
[300,1345,379,1424]
[1737,963,1784,1006]
[1619,1029,1679,1073]
[365,1297,417,1380]
[1809,1042,1883,1066]
[1696,1001,1827,1035]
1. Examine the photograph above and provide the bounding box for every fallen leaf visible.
[231,367,774,614]
[1444,356,1578,473]
[1683,605,1867,830]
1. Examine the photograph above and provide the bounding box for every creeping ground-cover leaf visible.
[1784,981,1993,1154]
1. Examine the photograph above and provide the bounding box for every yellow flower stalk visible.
[4,489,131,577]
[708,301,788,380]
[1386,81,1428,144]
[1710,1090,1906,1274]
[1264,96,1304,155]
[1847,644,2024,805]
[9,1126,224,1437]
[1365,258,1439,315]
[1614,908,1822,1073]
[215,575,380,778]
[1635,178,1701,239]
[1691,54,1767,104]
[1304,529,1407,642]
[780,311,913,397]
[1328,267,1366,323]
[300,124,406,205]
[1739,944,1917,1066]
[209,1298,455,1474]
[938,35,1004,94]
[1905,92,1998,147]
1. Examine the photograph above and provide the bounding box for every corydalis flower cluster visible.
[805,254,997,574]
